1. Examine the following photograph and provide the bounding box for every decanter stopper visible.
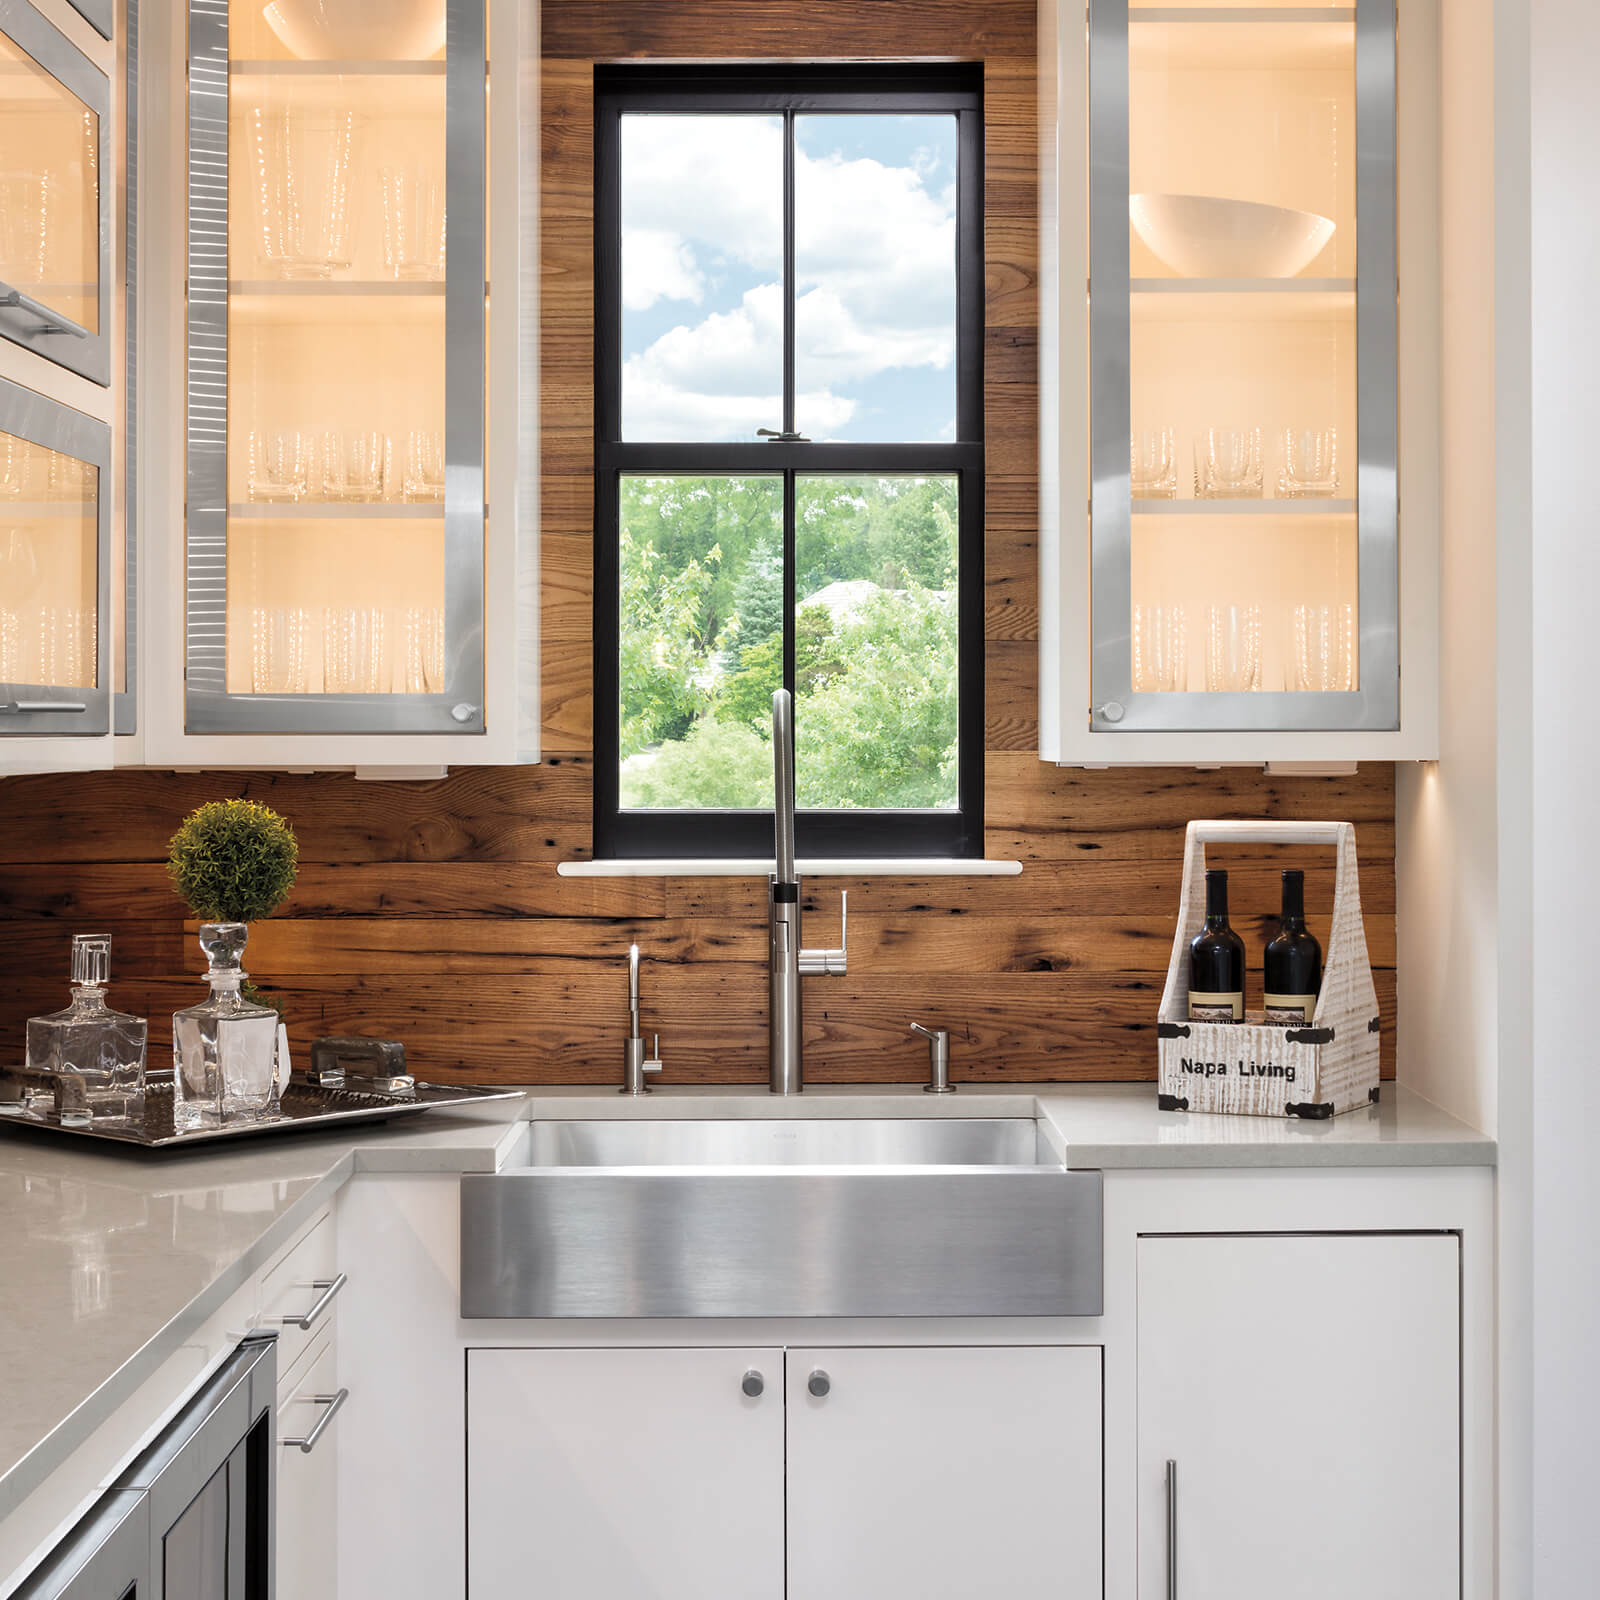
[71,933,111,989]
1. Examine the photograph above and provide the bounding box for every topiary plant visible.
[167,799,299,925]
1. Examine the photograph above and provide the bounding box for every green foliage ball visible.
[167,800,299,924]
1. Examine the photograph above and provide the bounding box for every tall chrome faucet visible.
[769,689,847,1093]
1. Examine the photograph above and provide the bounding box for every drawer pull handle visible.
[281,1273,347,1331]
[1166,1458,1177,1600]
[282,1388,348,1454]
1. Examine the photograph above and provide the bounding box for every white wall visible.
[1525,0,1600,1593]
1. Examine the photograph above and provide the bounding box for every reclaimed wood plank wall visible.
[0,0,1397,1086]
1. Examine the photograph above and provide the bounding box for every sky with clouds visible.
[620,113,958,443]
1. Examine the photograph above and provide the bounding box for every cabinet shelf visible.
[1131,497,1355,515]
[1130,7,1355,21]
[228,502,445,520]
[228,280,446,297]
[1132,277,1353,294]
[229,59,446,76]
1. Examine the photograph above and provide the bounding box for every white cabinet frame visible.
[1038,0,1440,763]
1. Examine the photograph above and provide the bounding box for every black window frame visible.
[594,63,985,859]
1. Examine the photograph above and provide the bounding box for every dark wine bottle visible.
[1264,868,1322,1025]
[1188,868,1245,1024]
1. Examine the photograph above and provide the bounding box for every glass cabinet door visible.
[0,377,111,735]
[0,0,110,385]
[184,0,485,735]
[1088,0,1397,733]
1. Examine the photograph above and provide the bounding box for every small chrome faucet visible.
[769,689,847,1094]
[910,1022,954,1093]
[622,943,662,1095]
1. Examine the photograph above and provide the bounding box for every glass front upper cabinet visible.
[1088,0,1397,733]
[0,377,112,736]
[184,0,485,735]
[0,0,111,385]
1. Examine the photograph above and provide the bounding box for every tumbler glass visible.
[1130,427,1178,500]
[1195,427,1264,499]
[402,428,446,502]
[1132,603,1187,692]
[246,429,309,503]
[1205,604,1262,692]
[249,103,356,280]
[322,606,388,694]
[403,606,445,693]
[379,163,446,282]
[1289,602,1356,692]
[250,606,310,694]
[1277,427,1339,498]
[316,430,391,502]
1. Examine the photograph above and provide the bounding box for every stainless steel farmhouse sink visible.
[459,1119,1102,1319]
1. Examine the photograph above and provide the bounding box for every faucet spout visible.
[769,689,845,1093]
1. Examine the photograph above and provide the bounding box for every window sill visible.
[556,857,1024,879]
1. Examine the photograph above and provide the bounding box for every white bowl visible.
[262,0,446,61]
[1129,193,1336,279]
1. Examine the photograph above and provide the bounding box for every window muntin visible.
[596,67,982,859]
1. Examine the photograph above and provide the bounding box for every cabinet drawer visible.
[277,1333,342,1600]
[260,1212,343,1377]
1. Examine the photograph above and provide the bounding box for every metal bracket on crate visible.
[1367,1016,1382,1034]
[1369,1085,1381,1104]
[1157,1094,1190,1112]
[1285,1101,1335,1120]
[1157,1023,1190,1040]
[1285,1026,1335,1045]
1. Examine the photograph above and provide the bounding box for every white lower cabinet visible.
[786,1345,1103,1600]
[466,1344,1103,1600]
[1137,1233,1460,1600]
[277,1333,342,1600]
[466,1347,786,1600]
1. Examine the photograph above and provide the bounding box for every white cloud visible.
[619,120,957,439]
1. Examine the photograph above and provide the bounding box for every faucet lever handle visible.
[644,1035,662,1075]
[909,1021,943,1043]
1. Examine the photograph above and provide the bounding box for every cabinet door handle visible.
[741,1369,765,1398]
[1165,1459,1177,1600]
[807,1369,830,1398]
[280,1273,347,1331]
[0,700,89,714]
[282,1388,348,1454]
[0,283,91,339]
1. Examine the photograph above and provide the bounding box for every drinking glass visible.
[35,606,95,687]
[379,163,446,282]
[1132,602,1187,692]
[1278,427,1339,498]
[403,606,444,693]
[1205,604,1262,692]
[0,171,48,286]
[0,433,31,498]
[316,430,391,502]
[45,451,91,502]
[322,606,388,694]
[246,429,309,502]
[0,608,19,680]
[248,103,356,279]
[403,428,445,502]
[1130,426,1178,499]
[1289,602,1356,691]
[1195,427,1264,499]
[250,606,310,694]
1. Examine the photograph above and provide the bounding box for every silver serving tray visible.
[0,1073,522,1150]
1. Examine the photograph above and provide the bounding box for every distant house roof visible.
[799,579,892,621]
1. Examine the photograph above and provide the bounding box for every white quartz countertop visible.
[0,1080,1490,1530]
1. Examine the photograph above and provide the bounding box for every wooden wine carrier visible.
[1157,820,1381,1119]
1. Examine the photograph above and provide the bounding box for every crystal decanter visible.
[20,934,148,1127]
[172,923,281,1131]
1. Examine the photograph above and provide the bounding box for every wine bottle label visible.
[1264,993,1318,1025]
[1189,992,1243,1024]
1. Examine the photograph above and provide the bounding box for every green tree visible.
[716,634,784,733]
[795,587,958,810]
[618,532,728,759]
[729,536,783,668]
[622,719,774,809]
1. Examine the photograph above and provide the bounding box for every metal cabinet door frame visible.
[183,0,487,736]
[0,0,113,384]
[1085,0,1399,734]
[7,1490,149,1600]
[116,1333,277,1600]
[0,376,113,735]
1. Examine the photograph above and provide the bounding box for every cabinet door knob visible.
[741,1369,765,1398]
[807,1369,830,1398]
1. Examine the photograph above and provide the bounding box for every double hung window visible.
[595,65,984,857]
